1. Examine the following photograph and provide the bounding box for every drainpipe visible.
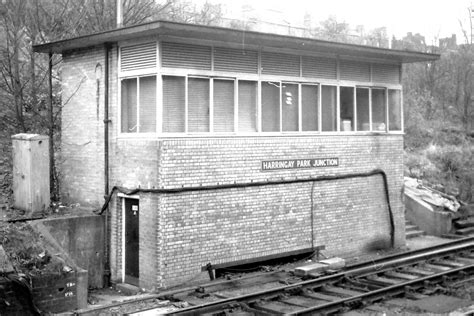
[103,43,112,286]
[48,52,54,201]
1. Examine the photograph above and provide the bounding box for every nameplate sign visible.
[262,158,339,171]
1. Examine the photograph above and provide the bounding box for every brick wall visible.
[153,136,404,287]
[60,46,107,206]
[109,135,404,289]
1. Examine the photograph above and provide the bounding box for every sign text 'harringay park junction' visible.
[261,158,339,171]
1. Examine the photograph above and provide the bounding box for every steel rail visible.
[344,236,474,272]
[168,237,474,315]
[294,264,474,315]
[73,237,474,315]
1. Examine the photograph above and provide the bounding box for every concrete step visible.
[115,283,141,295]
[456,227,474,235]
[406,230,426,239]
[405,224,420,232]
[454,218,474,229]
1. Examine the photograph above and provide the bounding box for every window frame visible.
[117,40,404,137]
[119,74,158,135]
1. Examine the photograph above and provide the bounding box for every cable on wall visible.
[98,169,396,247]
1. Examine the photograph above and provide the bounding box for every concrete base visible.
[405,192,453,236]
[33,214,105,288]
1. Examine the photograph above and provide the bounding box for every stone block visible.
[319,257,346,270]
[294,262,328,276]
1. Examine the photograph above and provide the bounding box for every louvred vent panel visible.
[161,42,211,70]
[120,42,157,72]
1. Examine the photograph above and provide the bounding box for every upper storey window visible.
[118,41,403,135]
[121,76,156,133]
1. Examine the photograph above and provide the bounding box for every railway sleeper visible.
[364,275,405,286]
[302,290,341,302]
[323,285,367,297]
[252,300,302,314]
[435,259,467,268]
[280,296,326,308]
[460,252,474,260]
[455,256,474,264]
[423,263,452,272]
[383,271,419,280]
[342,277,373,291]
[401,266,436,276]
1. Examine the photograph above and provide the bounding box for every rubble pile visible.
[0,222,69,275]
[405,177,460,213]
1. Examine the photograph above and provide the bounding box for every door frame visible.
[119,193,139,284]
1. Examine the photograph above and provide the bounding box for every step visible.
[454,218,474,229]
[406,230,425,239]
[456,227,474,235]
[405,224,420,232]
[115,283,141,295]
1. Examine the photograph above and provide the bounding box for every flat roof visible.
[33,20,439,64]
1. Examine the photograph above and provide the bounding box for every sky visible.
[197,0,474,45]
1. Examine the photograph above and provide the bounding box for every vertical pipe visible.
[104,44,110,200]
[103,43,111,286]
[48,52,54,200]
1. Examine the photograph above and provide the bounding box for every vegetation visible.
[400,34,474,203]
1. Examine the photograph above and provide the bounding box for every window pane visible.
[214,79,234,132]
[238,81,257,132]
[388,89,402,131]
[321,85,337,131]
[139,76,156,133]
[121,78,137,133]
[340,86,354,131]
[302,85,318,131]
[282,83,298,131]
[188,78,210,132]
[372,89,386,131]
[356,88,370,131]
[162,76,185,133]
[262,81,280,132]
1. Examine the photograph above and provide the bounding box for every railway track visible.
[167,237,474,315]
[75,237,474,315]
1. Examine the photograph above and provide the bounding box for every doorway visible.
[124,198,139,285]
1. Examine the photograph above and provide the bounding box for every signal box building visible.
[34,21,439,290]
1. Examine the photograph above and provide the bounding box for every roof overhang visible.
[33,20,440,64]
